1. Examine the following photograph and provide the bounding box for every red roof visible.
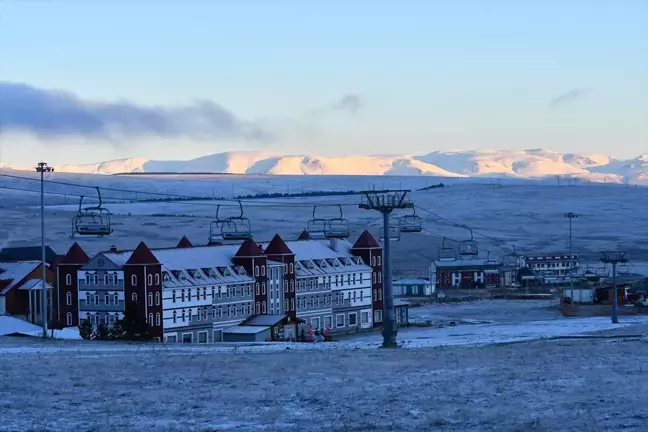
[59,242,90,265]
[177,236,193,248]
[235,239,264,257]
[297,230,311,240]
[264,234,293,255]
[126,242,159,265]
[352,230,381,249]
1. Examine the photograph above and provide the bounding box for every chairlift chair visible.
[399,208,422,233]
[379,226,401,242]
[70,188,113,238]
[208,205,225,242]
[307,206,329,239]
[502,245,520,269]
[324,205,350,239]
[220,201,253,241]
[484,251,499,265]
[458,229,479,256]
[437,238,457,260]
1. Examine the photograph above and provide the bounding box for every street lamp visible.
[601,252,628,324]
[564,213,578,292]
[35,162,54,337]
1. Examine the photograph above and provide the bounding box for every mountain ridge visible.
[5,149,647,184]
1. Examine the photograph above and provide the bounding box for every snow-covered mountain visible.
[10,149,648,184]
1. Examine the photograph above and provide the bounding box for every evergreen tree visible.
[120,302,151,341]
[94,322,110,340]
[78,318,94,340]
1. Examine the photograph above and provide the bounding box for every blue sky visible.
[0,0,646,165]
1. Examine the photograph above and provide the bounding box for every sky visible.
[0,0,647,166]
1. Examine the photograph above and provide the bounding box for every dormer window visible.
[223,268,231,276]
[194,272,202,279]
[237,267,246,276]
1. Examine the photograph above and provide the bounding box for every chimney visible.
[329,238,338,252]
[109,245,117,252]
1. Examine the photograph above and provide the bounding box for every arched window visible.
[372,256,376,266]
[261,266,266,276]
[66,312,72,326]
[256,302,260,314]
[255,266,260,277]
[262,301,266,313]
[155,273,160,285]
[256,283,260,295]
[156,313,161,326]
[262,282,266,295]
[285,299,289,311]
[212,306,216,319]
[148,292,153,307]
[203,308,207,320]
[66,291,72,306]
[377,256,381,266]
[113,274,118,285]
[211,287,215,298]
[113,293,118,305]
[94,294,99,305]
[373,289,377,301]
[131,275,137,286]
[353,291,357,301]
[218,307,222,318]
[378,272,382,283]
[360,290,364,301]
[181,289,185,302]
[202,288,207,300]
[188,288,192,300]
[233,306,237,317]
[85,274,90,285]
[289,263,293,274]
[65,274,72,286]
[378,289,382,300]
[197,307,202,321]
[155,292,160,306]
[227,306,231,318]
[290,280,294,292]
[173,311,177,323]
[182,309,186,321]
[104,274,109,285]
[172,290,176,302]
[373,273,376,283]
[290,298,295,311]
[188,309,192,322]
[147,274,153,285]
[132,292,138,302]
[148,313,153,325]
[93,274,98,285]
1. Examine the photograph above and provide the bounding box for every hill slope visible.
[19,149,648,184]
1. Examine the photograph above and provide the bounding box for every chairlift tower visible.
[36,162,54,338]
[565,212,578,292]
[359,190,413,348]
[601,252,628,324]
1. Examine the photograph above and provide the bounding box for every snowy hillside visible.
[11,149,648,184]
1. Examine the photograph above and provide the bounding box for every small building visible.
[429,258,501,289]
[394,299,409,326]
[222,325,272,342]
[521,253,579,282]
[392,279,433,297]
[0,261,55,324]
[563,288,594,304]
[241,314,298,340]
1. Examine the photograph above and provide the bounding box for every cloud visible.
[549,88,591,109]
[331,93,362,115]
[0,82,271,142]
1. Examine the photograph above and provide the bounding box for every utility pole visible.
[601,252,628,324]
[564,212,578,294]
[360,189,413,348]
[36,162,54,337]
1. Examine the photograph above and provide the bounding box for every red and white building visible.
[429,257,501,290]
[1,261,55,325]
[55,230,385,343]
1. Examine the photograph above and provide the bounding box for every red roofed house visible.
[1,261,55,324]
[350,230,384,327]
[56,242,90,327]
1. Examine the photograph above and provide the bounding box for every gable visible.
[81,253,121,271]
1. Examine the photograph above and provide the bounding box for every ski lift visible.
[220,201,252,241]
[379,226,401,242]
[324,205,350,239]
[208,205,225,243]
[484,251,499,265]
[399,208,422,233]
[307,206,329,239]
[437,238,456,260]
[458,229,479,256]
[502,245,520,269]
[70,187,113,238]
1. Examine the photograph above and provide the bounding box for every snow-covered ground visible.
[1,172,646,277]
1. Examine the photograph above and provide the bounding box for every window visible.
[262,301,266,313]
[65,274,72,286]
[361,311,369,324]
[246,285,251,296]
[372,256,376,266]
[290,280,294,292]
[85,274,90,285]
[93,274,99,285]
[105,294,110,305]
[316,297,320,307]
[213,330,222,342]
[378,272,382,283]
[247,304,251,315]
[289,263,293,274]
[360,290,364,301]
[156,313,161,326]
[233,305,237,317]
[155,273,160,285]
[212,306,216,319]
[360,273,364,283]
[373,273,376,283]
[227,306,231,318]
[256,283,260,295]
[148,292,153,307]
[188,288,192,300]
[218,307,222,318]
[173,311,177,323]
[261,265,266,276]
[262,282,266,295]
[353,291,357,301]
[66,291,72,306]
[285,299,289,311]
[284,264,288,275]
[203,288,207,300]
[66,312,72,326]
[290,298,295,311]
[181,289,185,302]
[147,274,153,285]
[94,294,99,305]
[256,302,260,314]
[113,274,118,285]
[374,310,383,322]
[132,292,138,302]
[95,315,100,327]
[202,308,208,320]
[172,290,176,302]
[227,287,231,299]
[131,275,137,286]
[188,309,192,322]
[198,331,208,344]
[182,334,192,343]
[182,309,186,321]
[104,274,109,285]
[336,314,345,328]
[373,289,377,301]
[211,287,215,299]
[197,307,202,321]
[309,297,314,308]
[218,287,222,299]
[255,266,260,277]
[149,313,153,325]
[378,289,382,300]
[325,316,332,329]
[349,313,357,326]
[312,317,320,330]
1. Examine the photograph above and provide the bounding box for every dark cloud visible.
[549,88,590,109]
[331,93,362,115]
[0,82,271,142]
